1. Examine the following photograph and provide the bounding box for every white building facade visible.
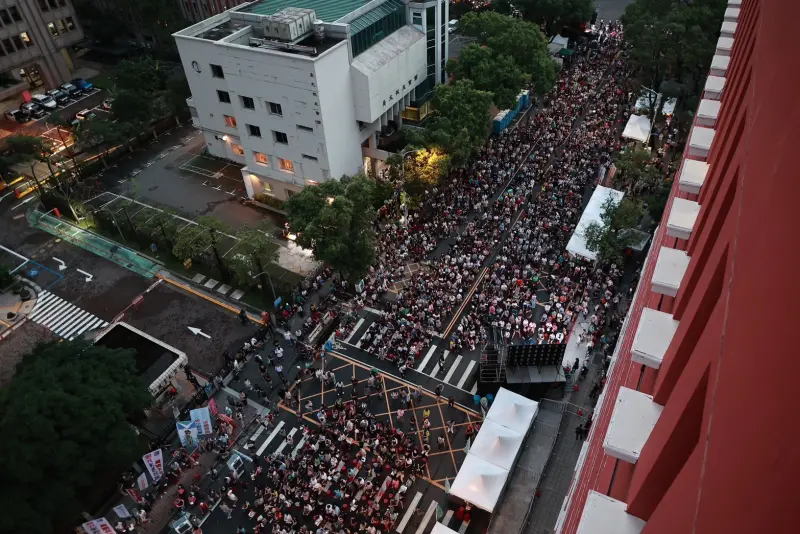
[174,0,449,201]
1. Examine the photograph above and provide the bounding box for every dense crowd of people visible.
[356,22,631,372]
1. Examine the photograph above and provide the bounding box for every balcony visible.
[696,99,721,128]
[704,76,726,100]
[652,246,690,297]
[687,126,715,159]
[679,159,710,195]
[716,36,734,56]
[603,387,663,464]
[631,308,679,369]
[576,492,645,534]
[721,21,737,38]
[667,198,701,240]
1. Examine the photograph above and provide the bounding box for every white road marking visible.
[456,360,476,389]
[443,354,463,383]
[418,345,437,373]
[256,421,285,456]
[345,318,365,343]
[396,492,423,533]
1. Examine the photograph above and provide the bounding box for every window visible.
[278,158,294,173]
[253,151,268,165]
[19,32,32,47]
[223,114,237,128]
[286,189,296,197]
[0,9,10,25]
[12,35,23,50]
[412,11,422,25]
[217,90,231,103]
[247,124,261,137]
[47,0,57,9]
[9,6,21,21]
[48,22,58,37]
[231,143,244,156]
[56,19,66,33]
[273,131,288,144]
[65,17,75,31]
[297,124,313,133]
[260,182,273,193]
[241,96,255,110]
[210,64,224,78]
[3,38,13,53]
[268,102,282,116]
[38,0,50,10]
[302,154,318,162]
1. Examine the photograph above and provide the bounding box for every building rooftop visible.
[240,0,371,22]
[196,19,249,41]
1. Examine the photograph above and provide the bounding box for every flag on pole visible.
[480,406,486,418]
[136,472,148,491]
[464,438,471,454]
[444,478,451,494]
[435,504,444,522]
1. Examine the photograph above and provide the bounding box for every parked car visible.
[60,82,81,97]
[46,88,69,105]
[75,108,96,121]
[31,93,57,110]
[71,78,94,92]
[4,109,30,123]
[20,102,46,119]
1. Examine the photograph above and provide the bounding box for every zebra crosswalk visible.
[28,290,108,340]
[345,310,480,394]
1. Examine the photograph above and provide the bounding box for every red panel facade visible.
[559,0,800,532]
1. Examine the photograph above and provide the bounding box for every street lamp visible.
[250,270,277,304]
[398,148,423,227]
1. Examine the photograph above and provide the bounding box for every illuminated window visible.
[254,152,268,165]
[48,23,58,37]
[19,32,32,47]
[278,158,294,173]
[223,115,237,128]
[231,143,244,156]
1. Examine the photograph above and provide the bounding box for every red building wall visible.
[560,0,800,532]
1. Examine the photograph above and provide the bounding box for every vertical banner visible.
[94,518,115,534]
[208,398,218,415]
[464,438,471,454]
[136,472,148,491]
[189,406,214,435]
[444,478,451,494]
[113,505,130,519]
[126,488,144,503]
[142,449,164,482]
[177,421,200,449]
[81,520,102,534]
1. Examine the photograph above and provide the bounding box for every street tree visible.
[3,135,57,193]
[622,0,724,108]
[412,80,493,165]
[114,57,167,95]
[172,223,212,265]
[0,340,151,534]
[447,43,529,109]
[111,90,155,128]
[197,216,233,282]
[612,147,664,195]
[457,11,557,95]
[506,0,596,36]
[584,196,645,265]
[73,118,127,168]
[229,223,280,296]
[132,209,181,250]
[285,174,378,279]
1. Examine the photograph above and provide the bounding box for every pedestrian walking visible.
[437,435,446,450]
[448,396,455,409]
[435,384,444,401]
[446,420,455,434]
[574,425,584,441]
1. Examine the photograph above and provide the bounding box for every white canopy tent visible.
[448,454,510,513]
[485,388,540,434]
[565,186,625,261]
[548,34,569,54]
[621,114,653,143]
[431,523,460,534]
[469,419,525,471]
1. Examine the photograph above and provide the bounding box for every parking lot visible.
[0,86,107,140]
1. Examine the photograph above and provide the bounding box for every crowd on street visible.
[357,22,631,375]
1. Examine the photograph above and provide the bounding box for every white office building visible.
[174,0,449,201]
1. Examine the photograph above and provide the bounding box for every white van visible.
[448,19,458,34]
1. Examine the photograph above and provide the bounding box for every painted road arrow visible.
[76,269,93,282]
[188,326,211,339]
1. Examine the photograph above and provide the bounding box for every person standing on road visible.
[239,309,248,325]
[219,503,233,519]
[435,384,444,402]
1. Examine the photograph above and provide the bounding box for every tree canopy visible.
[612,147,665,195]
[622,0,726,110]
[447,44,528,109]
[0,340,151,534]
[584,196,645,265]
[229,223,281,292]
[504,0,596,36]
[285,174,378,279]
[410,80,493,165]
[457,11,557,96]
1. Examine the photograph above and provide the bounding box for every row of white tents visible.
[448,389,539,513]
